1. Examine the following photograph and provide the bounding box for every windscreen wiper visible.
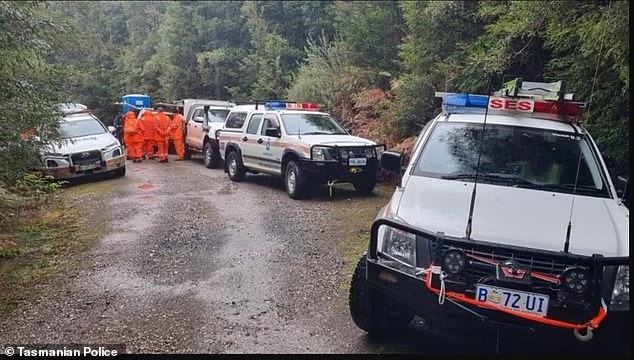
[441,173,536,186]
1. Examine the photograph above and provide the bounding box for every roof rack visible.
[494,78,577,102]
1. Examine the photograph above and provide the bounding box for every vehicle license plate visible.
[79,163,96,171]
[349,158,366,166]
[475,284,549,317]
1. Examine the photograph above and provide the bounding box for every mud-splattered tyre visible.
[353,170,377,194]
[285,160,307,199]
[113,166,126,177]
[349,254,414,339]
[204,142,222,169]
[227,151,245,182]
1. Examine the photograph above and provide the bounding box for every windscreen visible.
[59,117,107,138]
[207,109,230,123]
[281,114,347,135]
[413,122,610,198]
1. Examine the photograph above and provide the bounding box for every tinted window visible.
[192,109,204,122]
[246,114,263,135]
[413,122,610,198]
[225,112,247,128]
[261,115,280,136]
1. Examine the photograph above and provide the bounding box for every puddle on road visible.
[131,166,148,173]
[135,194,157,202]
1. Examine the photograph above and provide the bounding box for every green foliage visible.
[15,0,627,179]
[0,1,69,185]
[287,33,371,114]
[333,1,404,77]
[14,173,67,203]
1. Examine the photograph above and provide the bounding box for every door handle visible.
[257,139,263,144]
[242,137,248,142]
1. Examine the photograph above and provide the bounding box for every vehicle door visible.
[258,113,284,175]
[240,112,264,170]
[186,107,204,150]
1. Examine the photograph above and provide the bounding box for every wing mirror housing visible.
[616,175,629,208]
[265,127,281,138]
[380,151,406,187]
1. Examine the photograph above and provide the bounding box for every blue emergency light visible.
[264,101,288,110]
[442,94,489,114]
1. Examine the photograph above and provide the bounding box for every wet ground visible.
[0,155,627,354]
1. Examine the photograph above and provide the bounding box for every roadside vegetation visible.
[0,174,70,312]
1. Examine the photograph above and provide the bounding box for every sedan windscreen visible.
[59,118,107,138]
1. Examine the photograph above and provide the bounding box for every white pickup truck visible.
[176,99,235,167]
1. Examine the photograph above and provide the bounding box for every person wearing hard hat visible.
[123,110,144,162]
[155,107,171,163]
[169,110,185,160]
[139,109,157,160]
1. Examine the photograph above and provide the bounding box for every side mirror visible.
[107,126,116,134]
[616,175,629,207]
[194,116,204,123]
[380,151,405,186]
[265,127,281,138]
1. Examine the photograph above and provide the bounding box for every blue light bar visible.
[443,94,489,114]
[264,101,287,110]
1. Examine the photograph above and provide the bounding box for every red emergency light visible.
[286,102,319,111]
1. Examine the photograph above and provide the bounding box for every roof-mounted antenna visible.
[465,76,495,240]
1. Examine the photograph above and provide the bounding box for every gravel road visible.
[0,155,622,354]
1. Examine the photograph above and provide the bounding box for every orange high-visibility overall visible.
[123,111,144,161]
[140,110,157,159]
[155,110,171,162]
[170,113,185,160]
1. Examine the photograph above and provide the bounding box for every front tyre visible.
[227,151,245,182]
[203,142,221,169]
[113,166,126,177]
[353,170,377,194]
[349,254,414,339]
[285,160,307,199]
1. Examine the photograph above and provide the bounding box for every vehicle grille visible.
[71,150,102,165]
[433,240,600,323]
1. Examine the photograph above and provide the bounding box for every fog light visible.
[442,248,467,274]
[561,267,590,294]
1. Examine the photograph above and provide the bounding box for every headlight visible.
[311,146,332,161]
[103,141,119,151]
[340,149,349,159]
[379,225,417,267]
[611,265,629,311]
[364,147,374,158]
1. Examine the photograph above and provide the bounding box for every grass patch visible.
[329,183,395,304]
[0,199,100,314]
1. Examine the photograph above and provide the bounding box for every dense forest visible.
[0,1,629,190]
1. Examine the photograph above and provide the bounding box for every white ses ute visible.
[42,103,126,179]
[218,101,385,199]
[349,79,629,351]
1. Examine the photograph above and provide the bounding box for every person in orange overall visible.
[139,109,157,159]
[122,111,132,160]
[123,110,144,162]
[154,107,171,163]
[169,111,185,160]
